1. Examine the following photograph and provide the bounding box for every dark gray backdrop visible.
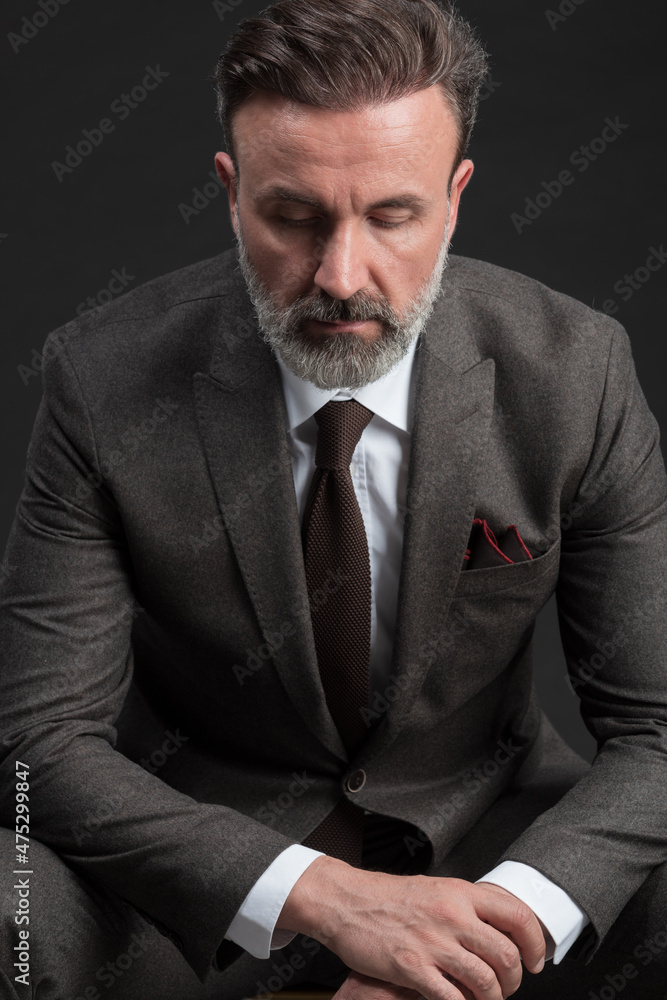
[2,0,665,761]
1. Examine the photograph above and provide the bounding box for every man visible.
[1,1,666,998]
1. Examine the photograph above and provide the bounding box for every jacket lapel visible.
[193,263,495,765]
[361,345,496,764]
[359,277,496,762]
[193,290,348,762]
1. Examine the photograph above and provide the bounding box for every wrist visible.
[275,853,352,939]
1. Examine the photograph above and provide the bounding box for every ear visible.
[214,152,239,236]
[445,159,474,240]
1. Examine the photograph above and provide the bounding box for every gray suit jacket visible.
[1,248,666,983]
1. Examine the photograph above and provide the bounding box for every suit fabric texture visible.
[1,248,666,986]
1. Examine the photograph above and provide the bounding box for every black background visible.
[2,0,665,761]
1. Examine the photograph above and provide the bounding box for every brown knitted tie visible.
[300,399,375,867]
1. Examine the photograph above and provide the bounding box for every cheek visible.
[375,232,443,290]
[253,232,326,293]
[277,246,324,294]
[379,220,443,272]
[238,217,303,289]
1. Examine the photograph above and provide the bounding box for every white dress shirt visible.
[224,335,590,964]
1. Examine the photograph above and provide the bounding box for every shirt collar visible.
[274,335,419,436]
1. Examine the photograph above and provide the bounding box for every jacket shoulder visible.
[443,254,628,358]
[38,248,243,389]
[446,255,610,324]
[67,248,239,332]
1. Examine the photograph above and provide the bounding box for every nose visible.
[312,223,372,303]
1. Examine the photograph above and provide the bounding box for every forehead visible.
[232,86,459,188]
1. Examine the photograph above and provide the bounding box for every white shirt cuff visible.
[224,844,325,958]
[476,860,590,964]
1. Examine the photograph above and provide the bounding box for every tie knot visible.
[314,399,375,470]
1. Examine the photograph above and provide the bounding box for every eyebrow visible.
[254,185,430,213]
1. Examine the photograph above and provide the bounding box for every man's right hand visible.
[275,856,546,1000]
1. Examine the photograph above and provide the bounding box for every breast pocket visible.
[452,536,561,599]
[422,538,560,725]
[435,537,562,705]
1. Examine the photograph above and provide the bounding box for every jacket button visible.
[346,769,366,793]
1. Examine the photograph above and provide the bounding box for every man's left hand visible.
[333,969,476,1000]
[476,881,555,962]
[329,883,548,1000]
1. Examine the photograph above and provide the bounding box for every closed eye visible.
[278,217,409,230]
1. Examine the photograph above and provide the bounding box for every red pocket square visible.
[463,519,534,570]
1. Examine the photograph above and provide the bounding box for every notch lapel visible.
[358,290,496,764]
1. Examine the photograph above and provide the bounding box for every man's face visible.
[215,85,473,390]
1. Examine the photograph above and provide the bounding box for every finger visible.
[333,970,424,1000]
[444,977,477,1000]
[455,922,523,996]
[440,973,476,1000]
[336,967,471,1000]
[474,893,545,974]
[413,968,486,1000]
[435,949,504,1000]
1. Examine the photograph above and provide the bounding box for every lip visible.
[310,319,372,331]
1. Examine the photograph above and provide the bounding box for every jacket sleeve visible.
[0,328,300,983]
[499,319,667,961]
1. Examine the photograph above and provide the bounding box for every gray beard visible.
[234,203,451,391]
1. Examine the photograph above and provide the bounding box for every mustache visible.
[288,290,397,325]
